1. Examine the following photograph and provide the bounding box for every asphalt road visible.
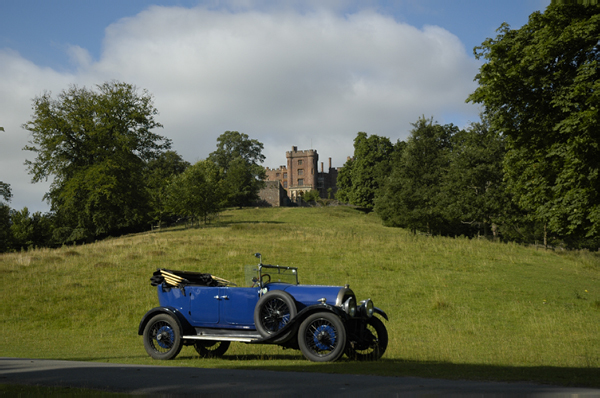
[1,358,599,397]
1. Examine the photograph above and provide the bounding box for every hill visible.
[1,206,599,387]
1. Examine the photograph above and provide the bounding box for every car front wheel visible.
[143,313,183,360]
[298,312,346,362]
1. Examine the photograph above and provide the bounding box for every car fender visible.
[374,307,389,321]
[138,307,195,336]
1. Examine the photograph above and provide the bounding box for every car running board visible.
[182,334,260,343]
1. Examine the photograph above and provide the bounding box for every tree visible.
[10,207,53,250]
[223,156,260,208]
[336,132,396,209]
[23,81,171,241]
[551,0,598,5]
[376,117,458,234]
[145,150,190,225]
[0,204,10,252]
[208,131,266,207]
[303,189,321,203]
[0,182,12,252]
[0,181,12,203]
[467,4,600,242]
[166,160,223,224]
[335,157,354,203]
[440,118,508,238]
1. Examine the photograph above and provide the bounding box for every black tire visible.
[345,316,388,360]
[194,340,231,358]
[298,312,346,362]
[254,290,297,342]
[143,313,183,360]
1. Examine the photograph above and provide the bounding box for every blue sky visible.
[0,0,550,212]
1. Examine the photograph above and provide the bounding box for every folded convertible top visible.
[150,268,236,288]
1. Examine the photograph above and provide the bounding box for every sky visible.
[0,0,550,213]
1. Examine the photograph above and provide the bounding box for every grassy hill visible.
[1,206,599,387]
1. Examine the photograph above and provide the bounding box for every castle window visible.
[276,173,280,178]
[298,169,304,176]
[283,172,287,179]
[298,159,303,165]
[283,181,287,188]
[298,179,304,186]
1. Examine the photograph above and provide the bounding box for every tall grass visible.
[1,206,599,386]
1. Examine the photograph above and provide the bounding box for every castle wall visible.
[257,180,287,207]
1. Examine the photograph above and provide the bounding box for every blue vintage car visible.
[139,253,388,362]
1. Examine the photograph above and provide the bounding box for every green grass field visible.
[1,206,599,387]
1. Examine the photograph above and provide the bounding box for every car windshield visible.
[244,264,299,286]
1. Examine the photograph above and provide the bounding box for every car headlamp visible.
[342,297,356,317]
[359,299,374,318]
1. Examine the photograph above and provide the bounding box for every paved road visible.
[1,358,598,397]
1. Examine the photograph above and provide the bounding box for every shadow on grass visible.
[160,220,285,233]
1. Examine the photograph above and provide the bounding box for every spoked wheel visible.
[345,316,388,360]
[254,291,297,342]
[194,340,231,358]
[298,312,346,362]
[143,313,183,360]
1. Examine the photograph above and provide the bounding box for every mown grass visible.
[1,206,599,387]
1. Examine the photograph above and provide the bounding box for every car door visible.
[221,287,260,327]
[188,286,220,325]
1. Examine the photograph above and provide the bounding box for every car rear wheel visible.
[194,340,230,358]
[298,312,346,362]
[345,316,388,360]
[254,290,297,342]
[143,313,183,360]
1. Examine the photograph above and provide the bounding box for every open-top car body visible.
[139,253,388,362]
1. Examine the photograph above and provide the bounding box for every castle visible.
[262,146,340,206]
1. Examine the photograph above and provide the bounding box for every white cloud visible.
[0,5,480,212]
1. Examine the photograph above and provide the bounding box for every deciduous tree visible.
[467,3,600,242]
[440,118,508,238]
[145,150,190,225]
[337,132,396,209]
[0,182,12,252]
[376,117,457,234]
[23,81,171,241]
[208,131,266,207]
[166,160,223,224]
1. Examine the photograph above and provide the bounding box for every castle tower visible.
[286,146,318,202]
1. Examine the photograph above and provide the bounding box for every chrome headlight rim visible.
[342,296,357,317]
[359,299,374,318]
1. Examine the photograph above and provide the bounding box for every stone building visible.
[264,146,340,203]
[256,181,289,207]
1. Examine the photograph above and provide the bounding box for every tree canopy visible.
[375,117,457,234]
[23,81,171,241]
[336,132,398,209]
[166,160,223,224]
[208,131,266,207]
[467,3,600,240]
[0,181,12,204]
[145,150,190,225]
